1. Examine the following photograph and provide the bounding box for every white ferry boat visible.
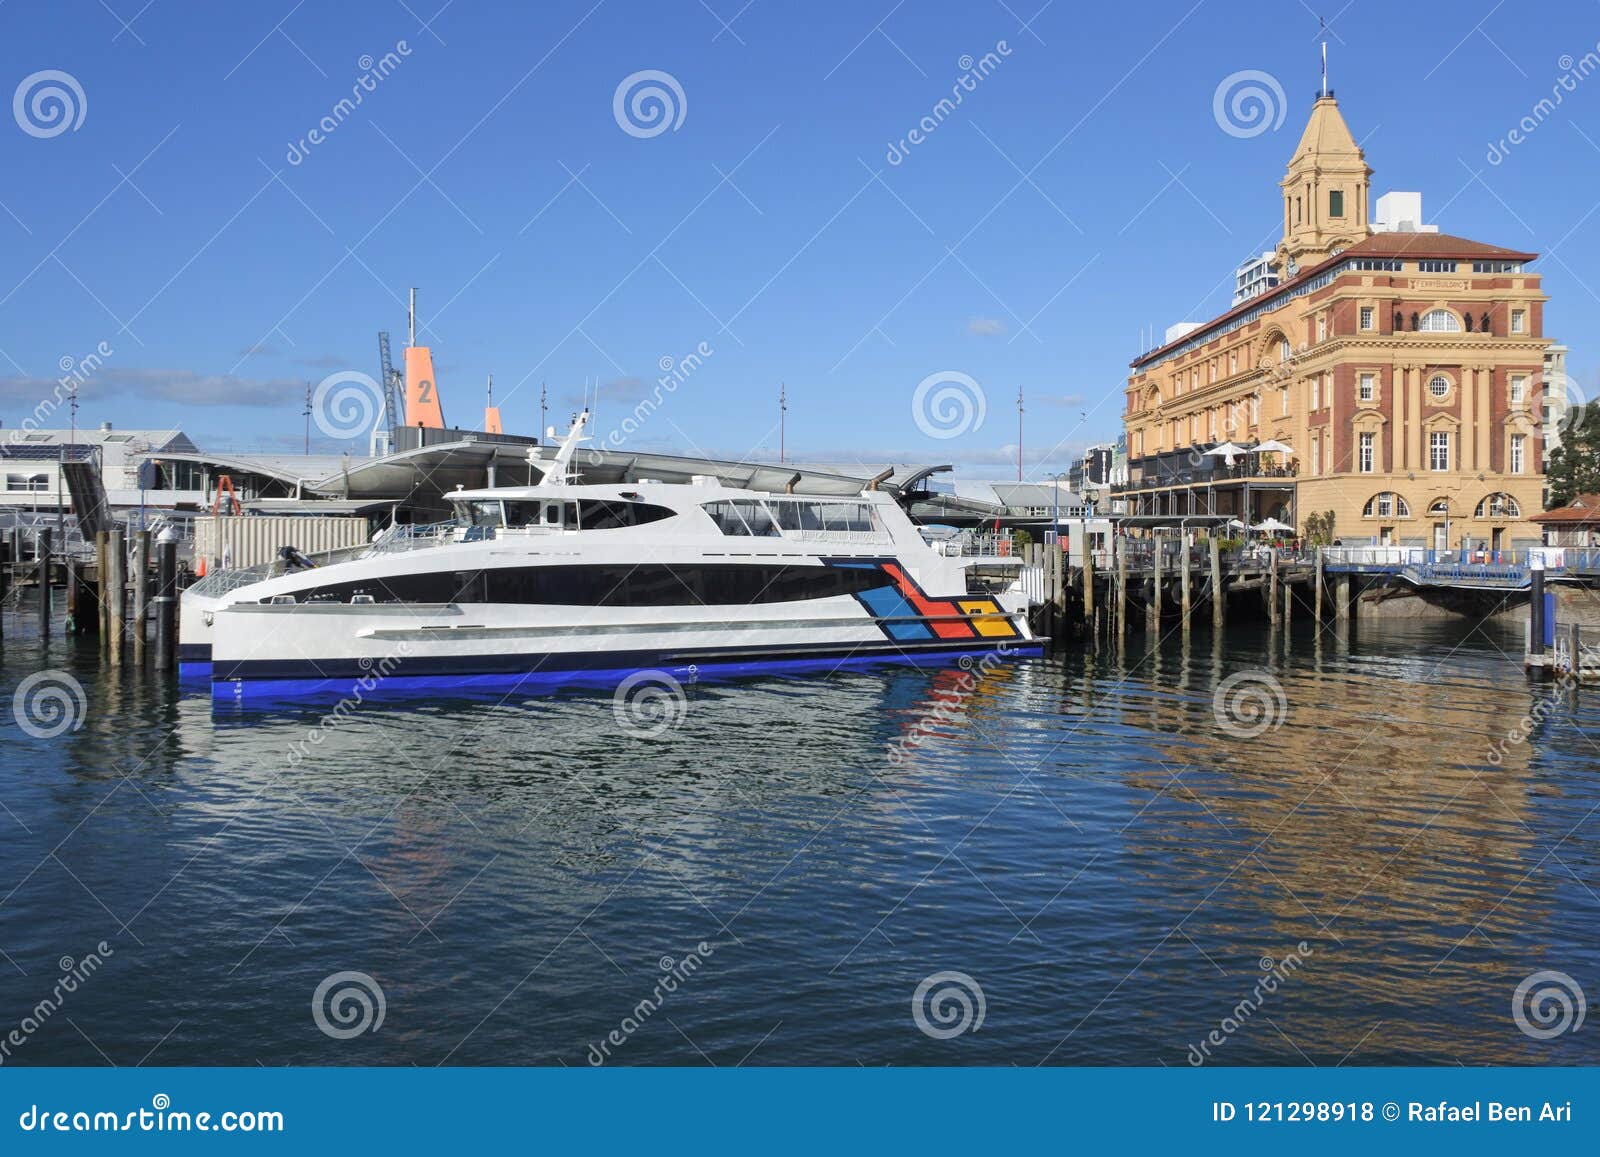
[180,414,1040,699]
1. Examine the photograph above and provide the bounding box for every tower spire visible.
[1320,21,1328,98]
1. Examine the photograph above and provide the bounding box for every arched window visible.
[1427,498,1450,516]
[1428,374,1452,399]
[1419,309,1461,332]
[1362,492,1411,518]
[1474,493,1521,519]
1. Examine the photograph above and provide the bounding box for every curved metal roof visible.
[151,440,952,504]
[527,445,951,497]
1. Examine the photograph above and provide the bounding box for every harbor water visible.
[1,602,1596,1066]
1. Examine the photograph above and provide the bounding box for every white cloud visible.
[966,317,1007,336]
[0,367,304,409]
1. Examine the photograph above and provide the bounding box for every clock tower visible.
[1276,91,1372,273]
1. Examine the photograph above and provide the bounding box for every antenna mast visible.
[1320,20,1328,97]
[779,381,787,463]
[1016,386,1024,482]
[408,287,416,346]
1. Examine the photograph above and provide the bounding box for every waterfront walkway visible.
[1322,546,1600,591]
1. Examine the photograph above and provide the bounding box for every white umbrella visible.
[1254,517,1294,534]
[1253,439,1295,454]
[1203,441,1246,466]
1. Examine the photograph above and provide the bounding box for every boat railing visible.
[186,520,462,597]
[781,527,895,546]
[362,520,463,554]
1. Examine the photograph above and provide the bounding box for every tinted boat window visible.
[283,564,893,606]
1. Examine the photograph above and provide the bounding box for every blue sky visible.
[1,0,1596,478]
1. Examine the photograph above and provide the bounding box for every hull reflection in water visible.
[1,616,1596,1066]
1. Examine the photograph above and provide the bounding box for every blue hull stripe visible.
[210,640,1042,701]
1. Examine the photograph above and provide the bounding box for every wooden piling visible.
[1148,534,1163,631]
[1314,547,1325,621]
[64,559,80,634]
[1209,537,1224,627]
[1267,548,1279,625]
[95,531,109,647]
[1082,548,1095,622]
[1180,538,1192,628]
[1115,537,1127,641]
[1283,577,1292,624]
[107,527,125,663]
[1335,573,1351,623]
[37,528,52,639]
[132,530,150,661]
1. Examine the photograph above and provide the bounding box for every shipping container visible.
[194,515,370,571]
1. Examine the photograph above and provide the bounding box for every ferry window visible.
[538,502,579,527]
[466,501,504,528]
[703,500,779,536]
[575,499,675,529]
[768,500,825,531]
[498,563,896,605]
[820,503,877,533]
[503,501,539,528]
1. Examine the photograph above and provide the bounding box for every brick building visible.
[1116,90,1550,549]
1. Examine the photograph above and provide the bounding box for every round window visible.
[1428,375,1450,399]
